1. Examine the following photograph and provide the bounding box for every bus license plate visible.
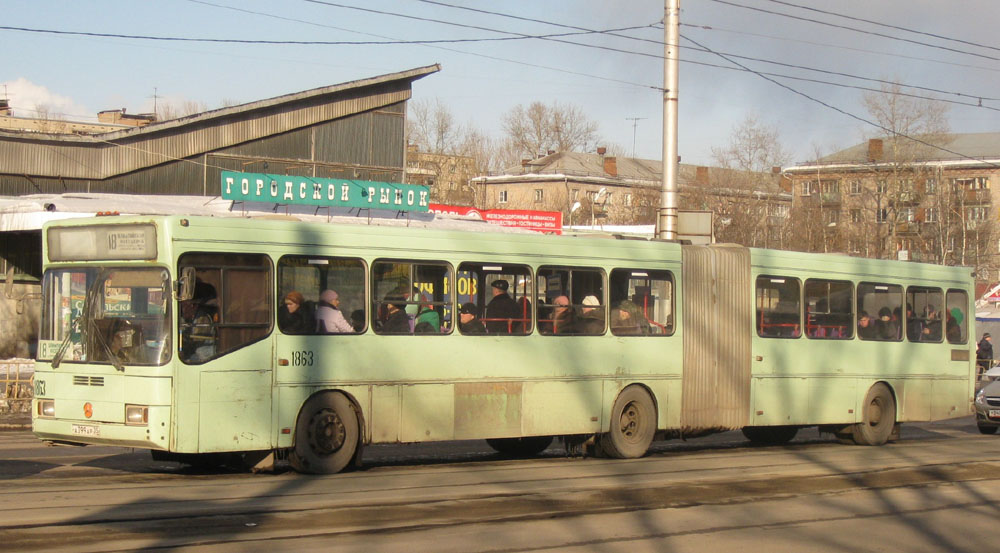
[72,424,100,437]
[989,409,1000,418]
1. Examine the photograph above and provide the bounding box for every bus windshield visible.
[40,267,171,368]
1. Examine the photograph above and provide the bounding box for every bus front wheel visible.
[291,392,359,474]
[853,383,896,446]
[601,385,656,459]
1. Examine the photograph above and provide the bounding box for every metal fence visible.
[0,359,33,414]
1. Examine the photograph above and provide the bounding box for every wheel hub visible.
[309,408,346,454]
[620,402,641,442]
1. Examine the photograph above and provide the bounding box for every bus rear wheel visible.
[601,385,656,459]
[853,383,895,446]
[486,436,554,456]
[742,425,798,444]
[290,392,359,474]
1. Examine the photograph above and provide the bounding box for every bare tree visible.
[407,98,458,154]
[707,115,790,247]
[502,101,598,159]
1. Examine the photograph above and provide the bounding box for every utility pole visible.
[626,117,646,158]
[659,0,680,240]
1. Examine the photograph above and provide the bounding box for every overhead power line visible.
[682,33,1000,170]
[707,0,1000,62]
[763,0,1000,54]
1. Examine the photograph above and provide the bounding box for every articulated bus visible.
[32,215,975,473]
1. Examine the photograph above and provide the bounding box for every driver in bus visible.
[180,281,218,362]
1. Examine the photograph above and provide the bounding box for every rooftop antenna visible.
[148,87,162,115]
[626,116,647,158]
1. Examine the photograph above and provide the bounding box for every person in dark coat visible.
[381,295,411,334]
[977,332,993,377]
[545,295,577,335]
[458,302,486,334]
[484,279,519,334]
[278,290,311,334]
[577,295,606,334]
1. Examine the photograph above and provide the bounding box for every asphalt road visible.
[2,417,998,552]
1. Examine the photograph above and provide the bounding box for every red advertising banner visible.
[429,204,563,234]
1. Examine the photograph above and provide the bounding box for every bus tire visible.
[290,392,359,474]
[486,436,554,456]
[601,385,656,459]
[742,425,798,444]
[853,383,895,446]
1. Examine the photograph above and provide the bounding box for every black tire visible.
[978,424,999,435]
[486,436,554,456]
[853,383,896,446]
[600,385,656,459]
[742,425,798,444]
[290,392,359,474]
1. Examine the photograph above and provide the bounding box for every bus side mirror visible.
[176,267,196,301]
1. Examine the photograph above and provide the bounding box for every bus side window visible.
[277,255,366,334]
[804,279,853,339]
[905,286,943,343]
[178,253,272,364]
[857,282,903,341]
[372,260,453,335]
[609,268,674,336]
[536,266,605,335]
[457,262,533,335]
[946,289,968,344]
[756,276,801,338]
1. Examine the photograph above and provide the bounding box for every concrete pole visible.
[658,0,680,240]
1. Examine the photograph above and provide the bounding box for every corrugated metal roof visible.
[0,65,439,181]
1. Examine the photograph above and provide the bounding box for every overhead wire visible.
[763,0,1000,54]
[681,33,1000,169]
[707,0,1000,62]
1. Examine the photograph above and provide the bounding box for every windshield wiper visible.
[51,270,111,369]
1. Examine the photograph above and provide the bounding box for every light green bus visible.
[32,215,976,473]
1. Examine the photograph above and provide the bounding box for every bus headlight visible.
[37,400,55,417]
[125,405,149,426]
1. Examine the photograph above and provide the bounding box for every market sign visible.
[429,204,563,234]
[221,171,430,212]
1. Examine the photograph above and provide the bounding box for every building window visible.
[954,176,991,190]
[572,189,580,200]
[849,180,862,195]
[925,207,938,223]
[800,181,815,196]
[624,193,632,207]
[900,207,916,222]
[850,209,862,223]
[823,209,839,225]
[772,204,790,218]
[925,178,937,194]
[875,180,888,195]
[967,206,988,221]
[498,190,508,204]
[877,208,889,223]
[534,189,544,203]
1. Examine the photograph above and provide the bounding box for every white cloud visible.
[1,78,92,121]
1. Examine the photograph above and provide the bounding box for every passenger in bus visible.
[611,300,643,335]
[921,305,942,341]
[946,307,964,343]
[857,311,876,340]
[458,302,486,334]
[411,292,441,333]
[549,295,577,334]
[905,303,922,341]
[316,289,354,333]
[180,280,218,362]
[350,309,365,333]
[485,279,519,334]
[876,307,899,340]
[578,295,605,334]
[107,318,137,363]
[279,291,311,334]
[381,295,411,334]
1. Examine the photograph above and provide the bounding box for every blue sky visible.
[3,0,999,166]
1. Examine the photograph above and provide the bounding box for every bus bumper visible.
[32,404,171,450]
